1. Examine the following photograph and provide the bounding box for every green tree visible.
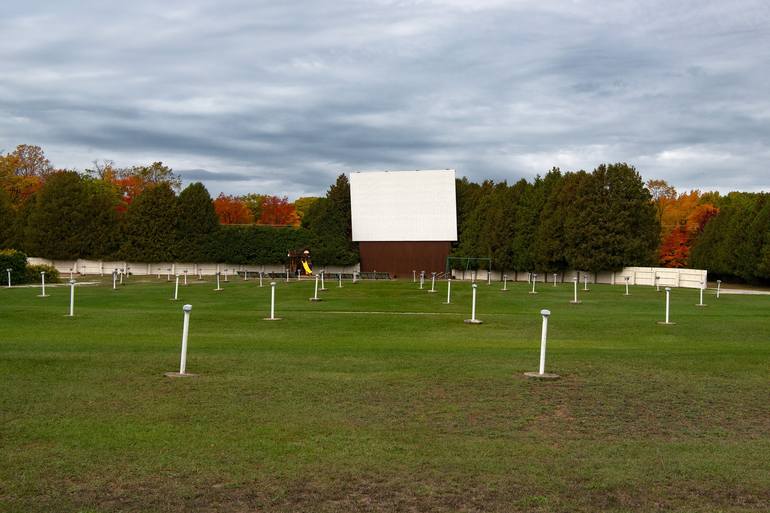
[533,170,582,272]
[565,163,658,273]
[242,193,268,221]
[302,174,358,266]
[0,187,14,248]
[24,172,89,259]
[80,177,122,258]
[293,196,320,223]
[23,172,121,259]
[175,182,219,261]
[120,183,179,262]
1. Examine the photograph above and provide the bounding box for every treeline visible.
[452,163,660,274]
[3,144,770,283]
[0,145,357,266]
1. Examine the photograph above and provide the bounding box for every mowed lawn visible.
[1,276,768,513]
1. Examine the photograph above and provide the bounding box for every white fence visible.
[26,258,360,277]
[450,266,708,289]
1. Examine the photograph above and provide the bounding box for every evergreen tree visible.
[533,170,583,272]
[80,177,121,258]
[511,170,562,272]
[302,174,358,265]
[120,183,179,262]
[0,187,14,248]
[564,163,658,273]
[176,182,219,261]
[25,171,89,259]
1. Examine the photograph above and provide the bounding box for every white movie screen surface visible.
[350,170,458,242]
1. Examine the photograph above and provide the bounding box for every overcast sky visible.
[2,0,769,198]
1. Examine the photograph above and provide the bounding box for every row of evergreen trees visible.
[690,192,770,283]
[0,172,357,266]
[453,163,660,274]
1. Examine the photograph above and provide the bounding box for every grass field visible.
[1,275,769,512]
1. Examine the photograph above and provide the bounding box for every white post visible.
[113,269,117,290]
[69,268,73,280]
[655,274,660,291]
[664,287,671,324]
[429,272,436,293]
[445,278,452,304]
[320,271,326,291]
[530,273,537,294]
[553,273,557,286]
[224,269,229,282]
[285,269,289,283]
[570,277,580,304]
[487,270,491,285]
[502,274,508,291]
[178,304,192,375]
[270,282,276,319]
[419,271,424,290]
[716,280,721,299]
[412,270,416,283]
[184,270,188,285]
[624,276,630,296]
[259,272,263,287]
[338,272,343,288]
[119,270,124,285]
[353,271,357,284]
[39,271,48,297]
[698,281,705,306]
[68,279,75,317]
[310,274,321,301]
[538,309,551,375]
[173,275,180,300]
[6,268,10,288]
[215,272,222,291]
[583,273,589,291]
[244,270,248,281]
[471,283,478,321]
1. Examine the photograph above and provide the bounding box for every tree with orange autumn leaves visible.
[213,194,255,224]
[0,144,53,207]
[213,194,300,226]
[648,180,719,268]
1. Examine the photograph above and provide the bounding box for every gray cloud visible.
[1,0,770,198]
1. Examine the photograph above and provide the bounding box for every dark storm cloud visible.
[1,0,770,197]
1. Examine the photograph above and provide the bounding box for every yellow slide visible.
[301,261,313,275]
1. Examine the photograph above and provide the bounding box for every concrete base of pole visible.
[500,288,508,292]
[37,294,49,298]
[214,288,223,291]
[319,288,328,292]
[164,372,197,378]
[309,297,322,302]
[656,321,677,325]
[427,290,437,293]
[464,319,483,324]
[569,300,582,304]
[528,291,538,294]
[263,317,283,321]
[442,301,451,305]
[524,371,560,380]
[170,298,178,301]
[695,304,708,307]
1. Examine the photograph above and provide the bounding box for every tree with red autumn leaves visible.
[258,195,299,226]
[213,193,254,224]
[658,197,719,267]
